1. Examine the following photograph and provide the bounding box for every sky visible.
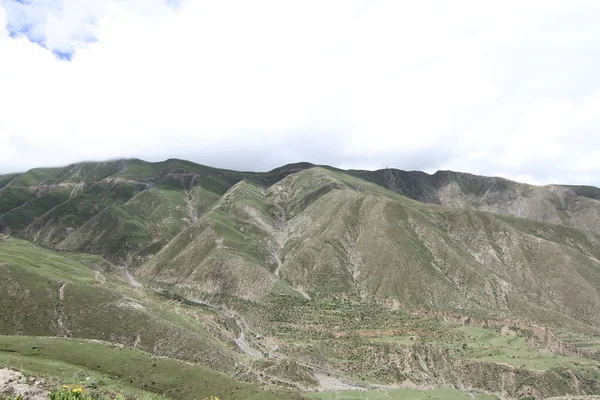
[1,0,599,186]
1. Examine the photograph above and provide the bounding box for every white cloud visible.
[0,0,599,186]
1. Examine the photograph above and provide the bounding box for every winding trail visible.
[312,373,367,392]
[175,295,265,359]
[123,270,141,288]
[56,282,70,337]
[235,331,263,359]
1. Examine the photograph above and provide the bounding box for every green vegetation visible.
[0,336,302,400]
[0,187,34,214]
[449,326,592,370]
[0,173,18,190]
[1,187,71,230]
[0,236,239,372]
[235,294,600,387]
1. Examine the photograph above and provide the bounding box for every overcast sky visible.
[1,1,599,185]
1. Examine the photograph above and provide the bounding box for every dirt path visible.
[123,270,141,288]
[235,331,264,359]
[291,286,311,300]
[56,282,70,337]
[312,373,367,392]
[94,270,107,283]
[176,293,265,359]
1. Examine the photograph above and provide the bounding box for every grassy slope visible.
[0,159,271,266]
[0,336,304,400]
[0,237,242,373]
[138,180,285,301]
[1,187,72,232]
[0,174,18,190]
[0,236,313,399]
[0,235,599,397]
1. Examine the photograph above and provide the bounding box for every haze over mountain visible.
[2,158,600,399]
[3,2,600,187]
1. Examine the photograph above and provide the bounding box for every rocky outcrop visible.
[0,369,48,400]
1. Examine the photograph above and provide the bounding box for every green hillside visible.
[3,159,600,399]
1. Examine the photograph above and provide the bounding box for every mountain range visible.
[2,158,600,400]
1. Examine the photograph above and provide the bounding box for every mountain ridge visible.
[3,158,600,253]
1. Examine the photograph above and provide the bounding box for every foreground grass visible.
[0,336,304,400]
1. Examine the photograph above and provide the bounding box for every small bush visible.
[50,385,88,400]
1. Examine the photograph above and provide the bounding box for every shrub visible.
[49,385,88,400]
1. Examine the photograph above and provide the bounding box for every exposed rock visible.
[0,369,48,400]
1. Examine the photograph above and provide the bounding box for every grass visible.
[209,209,272,265]
[449,326,596,371]
[10,168,59,186]
[0,187,34,214]
[23,180,145,252]
[0,336,303,400]
[0,237,240,371]
[0,236,97,283]
[4,159,264,267]
[0,173,19,189]
[1,187,72,230]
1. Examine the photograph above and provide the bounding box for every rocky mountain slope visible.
[2,158,600,399]
[2,159,600,264]
[348,167,600,234]
[140,166,600,327]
